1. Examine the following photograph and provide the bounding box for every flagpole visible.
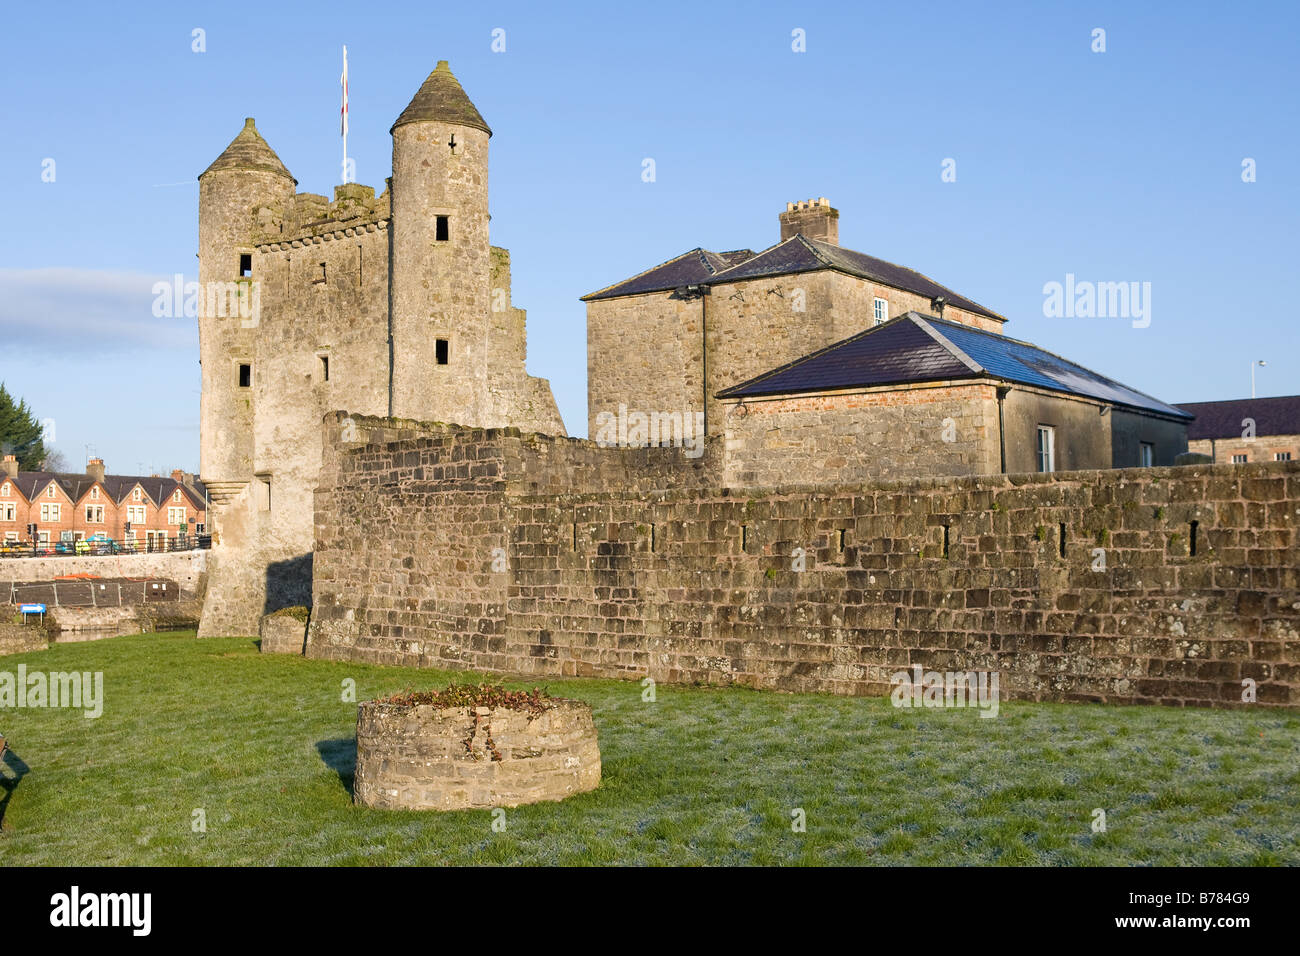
[341,45,349,184]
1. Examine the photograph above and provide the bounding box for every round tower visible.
[388,60,492,423]
[196,118,296,489]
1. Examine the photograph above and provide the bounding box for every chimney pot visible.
[86,458,106,482]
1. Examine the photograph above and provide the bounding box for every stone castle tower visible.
[196,60,564,638]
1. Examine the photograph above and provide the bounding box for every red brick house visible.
[0,456,207,552]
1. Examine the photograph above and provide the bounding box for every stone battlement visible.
[307,412,1300,708]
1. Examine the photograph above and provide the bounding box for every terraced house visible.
[0,455,207,551]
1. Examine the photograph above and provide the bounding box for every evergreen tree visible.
[0,382,48,470]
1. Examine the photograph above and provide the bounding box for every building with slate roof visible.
[715,312,1190,486]
[584,198,1013,442]
[0,454,206,551]
[584,198,1189,486]
[1176,395,1300,465]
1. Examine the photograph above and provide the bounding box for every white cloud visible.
[0,268,196,354]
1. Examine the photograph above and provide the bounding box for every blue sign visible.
[19,603,46,614]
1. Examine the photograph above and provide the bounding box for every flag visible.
[340,45,349,137]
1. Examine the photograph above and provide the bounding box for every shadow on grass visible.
[315,738,356,797]
[0,744,31,830]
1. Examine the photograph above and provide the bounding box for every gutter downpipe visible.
[996,385,1011,474]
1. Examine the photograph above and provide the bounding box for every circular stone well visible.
[354,691,600,811]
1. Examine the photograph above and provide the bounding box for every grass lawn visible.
[1,631,1297,866]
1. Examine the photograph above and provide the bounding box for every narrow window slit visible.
[1190,520,1198,556]
[1058,522,1066,558]
[941,525,950,559]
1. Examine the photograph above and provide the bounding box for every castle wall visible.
[390,123,492,424]
[307,414,1300,708]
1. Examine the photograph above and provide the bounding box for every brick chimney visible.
[1,454,17,479]
[87,457,106,482]
[780,197,839,245]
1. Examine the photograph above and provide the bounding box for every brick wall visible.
[307,414,1300,707]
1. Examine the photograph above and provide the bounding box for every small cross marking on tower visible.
[448,134,457,154]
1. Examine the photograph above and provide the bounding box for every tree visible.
[42,448,70,473]
[0,383,47,470]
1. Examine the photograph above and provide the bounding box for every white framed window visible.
[168,507,186,524]
[1276,452,1292,461]
[174,490,182,502]
[1,483,9,496]
[873,297,888,326]
[1037,425,1056,473]
[40,503,61,522]
[4,532,17,542]
[1232,454,1247,464]
[46,484,56,498]
[90,486,99,499]
[38,531,50,546]
[1139,442,1154,467]
[86,505,104,523]
[132,487,143,502]
[0,502,14,521]
[127,505,146,525]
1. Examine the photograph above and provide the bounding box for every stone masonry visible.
[353,698,601,810]
[196,62,563,638]
[307,413,1300,708]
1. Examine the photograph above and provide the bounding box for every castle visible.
[194,60,1285,711]
[196,61,563,637]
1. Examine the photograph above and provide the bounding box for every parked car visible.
[84,534,115,555]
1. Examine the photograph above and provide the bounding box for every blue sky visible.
[1,0,1296,474]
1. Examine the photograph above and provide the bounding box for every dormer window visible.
[133,487,143,502]
[174,490,182,502]
[46,484,56,498]
[1,483,8,497]
[91,486,99,499]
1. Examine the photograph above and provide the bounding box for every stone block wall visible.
[0,621,49,656]
[721,383,999,487]
[1190,433,1300,466]
[308,414,1300,708]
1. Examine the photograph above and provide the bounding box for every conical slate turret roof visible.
[391,61,491,136]
[200,118,297,182]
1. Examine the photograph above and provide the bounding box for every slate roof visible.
[3,471,208,508]
[392,61,491,136]
[717,311,1192,420]
[582,234,1002,321]
[1174,395,1300,440]
[580,247,756,301]
[200,118,296,183]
